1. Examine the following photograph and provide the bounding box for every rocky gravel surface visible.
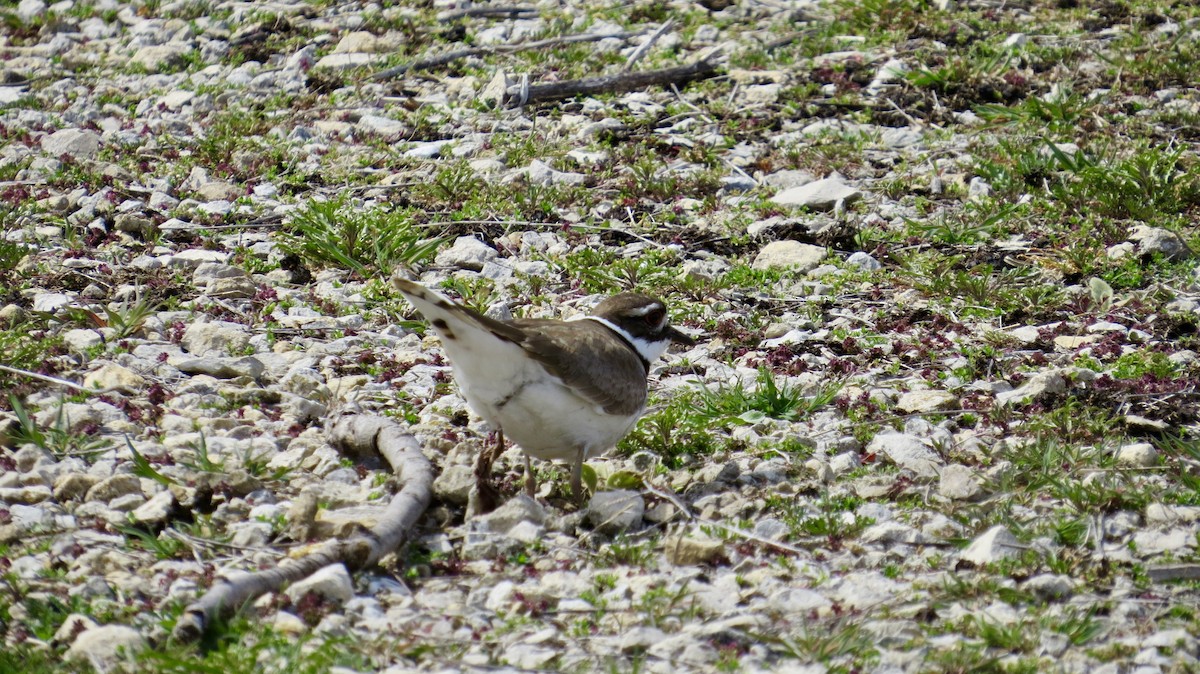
[3,0,1200,672]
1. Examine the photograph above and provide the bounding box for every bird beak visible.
[666,326,696,347]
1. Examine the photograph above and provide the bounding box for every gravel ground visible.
[3,0,1200,672]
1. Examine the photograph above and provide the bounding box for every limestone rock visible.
[751,240,827,272]
[66,624,147,671]
[665,533,725,565]
[867,432,942,478]
[83,363,146,393]
[434,236,497,272]
[85,474,143,502]
[130,44,191,72]
[1115,442,1158,467]
[960,525,1023,565]
[285,563,354,605]
[587,490,644,534]
[896,390,958,414]
[771,176,862,211]
[41,128,101,159]
[938,464,983,501]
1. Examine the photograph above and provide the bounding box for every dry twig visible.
[505,52,723,107]
[171,415,434,642]
[374,31,639,79]
[624,19,675,71]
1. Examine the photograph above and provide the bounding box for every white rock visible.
[83,363,146,392]
[771,176,862,211]
[130,44,190,72]
[960,525,1023,565]
[867,432,942,478]
[938,464,982,501]
[63,328,106,354]
[54,614,99,643]
[357,114,406,137]
[1115,442,1158,467]
[435,235,498,271]
[132,490,176,525]
[751,240,827,272]
[1146,503,1200,524]
[182,320,252,356]
[968,177,992,200]
[664,532,724,565]
[66,625,147,671]
[477,494,546,533]
[169,248,229,267]
[1020,574,1075,600]
[995,370,1067,406]
[1003,33,1028,48]
[285,564,354,604]
[433,464,473,505]
[158,90,194,110]
[85,474,143,502]
[828,451,860,476]
[174,356,264,379]
[41,128,101,159]
[524,159,585,186]
[312,52,385,71]
[847,251,881,271]
[484,579,516,611]
[896,390,958,413]
[33,292,74,312]
[1132,528,1194,555]
[334,31,386,53]
[404,140,453,159]
[874,58,908,83]
[1142,628,1196,651]
[17,0,46,22]
[744,83,781,104]
[504,643,559,669]
[1130,225,1192,261]
[587,489,644,534]
[507,520,545,543]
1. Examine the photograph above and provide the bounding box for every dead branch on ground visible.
[373,31,640,79]
[504,52,723,107]
[170,415,434,642]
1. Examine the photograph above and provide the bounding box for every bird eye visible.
[645,308,665,325]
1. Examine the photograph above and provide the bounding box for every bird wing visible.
[513,318,649,417]
[394,279,647,417]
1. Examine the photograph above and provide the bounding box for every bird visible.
[393,279,694,509]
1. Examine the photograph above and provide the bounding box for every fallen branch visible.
[435,5,537,21]
[373,31,640,79]
[623,19,674,71]
[0,364,88,392]
[171,415,434,642]
[505,52,723,107]
[1147,564,1200,582]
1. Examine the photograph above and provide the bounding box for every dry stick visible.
[171,415,434,642]
[436,5,537,21]
[0,364,88,392]
[373,31,640,79]
[623,19,675,71]
[506,54,722,107]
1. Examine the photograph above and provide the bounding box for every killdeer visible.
[394,279,694,509]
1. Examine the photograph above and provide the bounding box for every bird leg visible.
[473,430,503,513]
[570,448,586,505]
[524,455,537,498]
